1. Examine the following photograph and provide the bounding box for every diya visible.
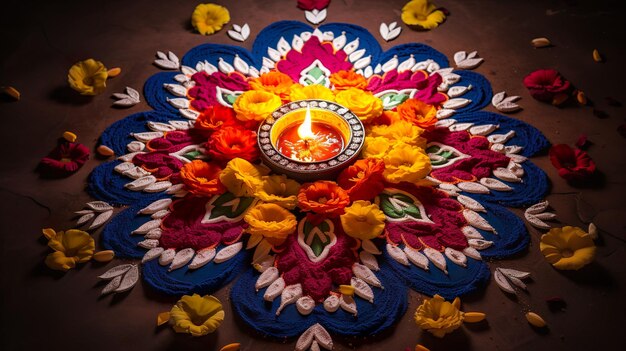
[258,99,364,181]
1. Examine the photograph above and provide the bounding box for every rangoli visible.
[79,20,552,347]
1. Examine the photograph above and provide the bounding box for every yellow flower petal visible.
[170,294,225,336]
[219,158,268,197]
[44,251,77,271]
[340,201,386,240]
[191,3,230,35]
[540,226,596,270]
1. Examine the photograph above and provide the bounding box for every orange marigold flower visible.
[249,71,294,101]
[206,126,259,162]
[397,98,438,129]
[194,104,241,135]
[369,110,402,126]
[329,70,368,91]
[179,160,226,197]
[297,181,351,216]
[337,158,385,201]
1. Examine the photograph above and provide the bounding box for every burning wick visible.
[297,105,315,146]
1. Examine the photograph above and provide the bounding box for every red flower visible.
[194,104,241,136]
[549,144,596,183]
[337,158,385,201]
[179,160,226,197]
[297,181,350,217]
[39,142,90,177]
[297,0,330,11]
[206,126,259,162]
[523,69,572,103]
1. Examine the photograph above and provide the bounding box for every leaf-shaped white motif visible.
[352,263,382,288]
[382,55,399,72]
[457,182,491,194]
[305,9,327,25]
[117,151,144,162]
[351,277,374,303]
[296,296,316,316]
[188,248,216,270]
[353,55,371,70]
[167,51,179,66]
[332,31,347,50]
[159,248,176,266]
[142,247,165,263]
[218,58,234,74]
[462,226,484,239]
[468,239,494,250]
[454,51,467,65]
[132,131,163,143]
[359,251,380,271]
[180,65,197,76]
[386,244,409,266]
[144,181,172,193]
[277,37,291,55]
[423,247,448,274]
[179,108,200,120]
[524,213,551,229]
[343,37,360,55]
[463,209,497,232]
[233,55,249,75]
[457,195,487,213]
[169,248,195,271]
[76,212,95,227]
[361,239,381,255]
[435,118,456,128]
[156,51,167,60]
[296,323,334,351]
[379,22,389,39]
[98,264,133,280]
[534,212,557,220]
[488,130,516,144]
[469,124,499,136]
[443,98,472,109]
[125,175,157,191]
[139,198,172,215]
[323,295,340,313]
[497,267,531,280]
[101,275,122,295]
[162,83,187,98]
[144,228,162,239]
[404,246,429,270]
[255,267,279,291]
[449,122,474,132]
[147,121,177,132]
[496,101,522,113]
[132,219,162,234]
[493,167,522,182]
[340,294,358,316]
[494,269,516,294]
[276,283,302,316]
[436,109,456,119]
[263,277,285,302]
[214,242,243,263]
[349,49,366,63]
[480,177,513,191]
[445,247,467,267]
[166,97,190,109]
[228,23,250,42]
[115,265,139,293]
[457,57,484,70]
[137,239,159,249]
[463,247,482,260]
[88,210,113,230]
[379,22,402,42]
[491,91,506,106]
[87,201,114,212]
[398,54,416,72]
[447,85,472,98]
[525,201,550,215]
[126,141,145,153]
[126,87,139,100]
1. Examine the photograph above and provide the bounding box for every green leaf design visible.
[222,92,242,106]
[426,143,468,168]
[208,192,255,220]
[302,219,332,258]
[380,92,409,110]
[183,150,203,161]
[379,192,424,220]
[302,66,328,86]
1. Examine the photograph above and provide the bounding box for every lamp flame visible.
[297,106,315,140]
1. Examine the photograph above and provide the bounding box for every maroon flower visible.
[297,0,330,11]
[549,144,596,183]
[39,142,90,177]
[523,69,572,103]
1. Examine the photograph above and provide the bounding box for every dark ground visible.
[1,0,625,350]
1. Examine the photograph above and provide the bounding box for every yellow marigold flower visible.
[254,175,301,209]
[383,142,432,183]
[362,136,392,159]
[289,84,335,102]
[44,229,95,271]
[367,121,427,147]
[232,90,282,122]
[540,226,596,270]
[335,88,383,124]
[401,0,446,30]
[249,71,294,100]
[219,158,269,197]
[340,201,386,240]
[191,3,230,35]
[170,294,224,336]
[414,295,464,338]
[244,203,297,244]
[67,59,108,96]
